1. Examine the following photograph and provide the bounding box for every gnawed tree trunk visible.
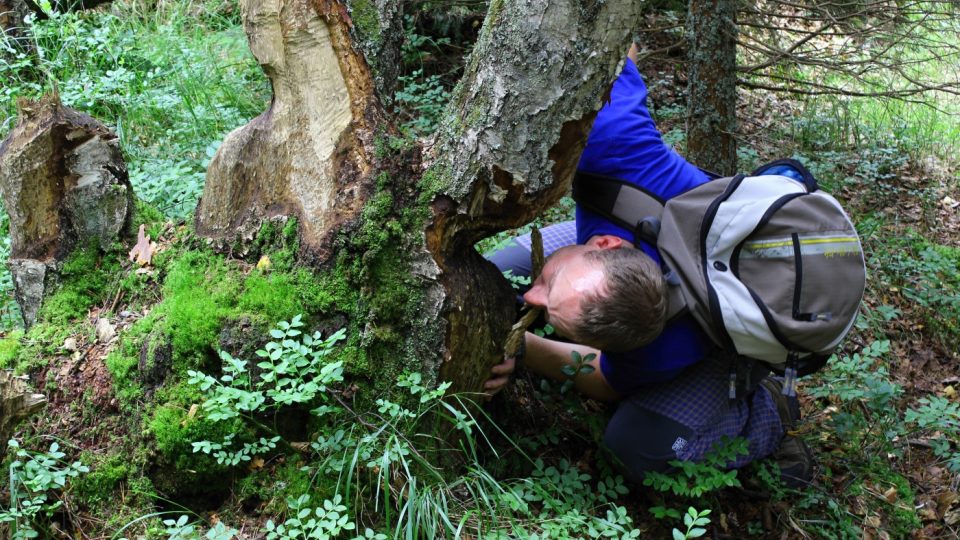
[196,0,385,260]
[0,95,133,326]
[197,0,642,394]
[427,0,643,389]
[686,0,737,174]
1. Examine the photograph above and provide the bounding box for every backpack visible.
[572,159,867,396]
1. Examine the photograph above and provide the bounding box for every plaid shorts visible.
[625,354,783,466]
[511,221,578,255]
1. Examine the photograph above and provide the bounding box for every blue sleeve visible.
[576,58,709,246]
[599,316,711,396]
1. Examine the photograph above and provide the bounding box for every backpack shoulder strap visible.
[750,158,818,192]
[572,171,666,244]
[573,170,691,322]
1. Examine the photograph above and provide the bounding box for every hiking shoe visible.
[760,377,816,489]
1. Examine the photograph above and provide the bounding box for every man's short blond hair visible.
[574,249,667,352]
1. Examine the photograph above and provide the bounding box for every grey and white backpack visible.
[573,159,867,395]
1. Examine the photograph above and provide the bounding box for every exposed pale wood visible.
[196,0,386,260]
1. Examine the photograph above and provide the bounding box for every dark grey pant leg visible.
[603,400,694,481]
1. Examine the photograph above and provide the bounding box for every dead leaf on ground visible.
[919,502,939,522]
[946,509,960,526]
[290,441,310,453]
[936,491,958,518]
[883,486,898,504]
[128,224,156,266]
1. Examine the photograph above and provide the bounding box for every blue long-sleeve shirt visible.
[576,59,713,395]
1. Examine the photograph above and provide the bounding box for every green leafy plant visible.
[157,515,238,540]
[897,245,960,336]
[905,395,960,472]
[187,315,346,465]
[673,507,711,540]
[393,15,452,136]
[263,495,356,540]
[394,70,450,135]
[560,350,596,393]
[808,340,905,454]
[501,269,531,290]
[643,436,748,497]
[0,440,89,539]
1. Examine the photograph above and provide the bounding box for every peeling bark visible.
[196,0,386,261]
[0,94,133,326]
[685,0,737,174]
[0,371,45,443]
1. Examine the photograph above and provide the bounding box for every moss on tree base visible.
[0,182,452,528]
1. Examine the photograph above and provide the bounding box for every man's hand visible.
[484,354,517,397]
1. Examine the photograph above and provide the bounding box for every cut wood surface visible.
[196,0,386,260]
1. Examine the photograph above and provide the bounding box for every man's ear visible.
[586,235,626,250]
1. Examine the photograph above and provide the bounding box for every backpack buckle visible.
[634,217,661,245]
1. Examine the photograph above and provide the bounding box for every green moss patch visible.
[0,330,23,369]
[153,250,242,373]
[146,381,245,498]
[39,246,121,326]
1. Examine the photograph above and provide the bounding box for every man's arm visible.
[486,332,621,402]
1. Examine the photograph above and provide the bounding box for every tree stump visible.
[0,95,133,327]
[0,370,45,443]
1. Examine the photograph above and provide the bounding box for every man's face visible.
[522,244,606,340]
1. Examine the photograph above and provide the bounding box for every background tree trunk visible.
[344,0,404,100]
[685,0,738,174]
